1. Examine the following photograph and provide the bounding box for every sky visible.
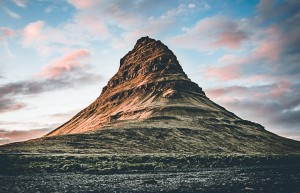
[0,0,299,145]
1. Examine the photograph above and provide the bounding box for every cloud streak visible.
[4,7,21,19]
[66,0,99,9]
[37,49,90,78]
[206,81,300,140]
[11,0,28,8]
[0,50,101,113]
[0,27,14,41]
[0,128,52,145]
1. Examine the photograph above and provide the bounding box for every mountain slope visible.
[1,36,300,154]
[46,36,261,137]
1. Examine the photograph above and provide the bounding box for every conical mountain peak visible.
[47,37,207,136]
[46,37,264,138]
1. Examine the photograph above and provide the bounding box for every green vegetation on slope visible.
[1,153,300,174]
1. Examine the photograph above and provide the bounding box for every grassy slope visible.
[1,123,300,174]
[1,125,300,155]
[1,153,300,174]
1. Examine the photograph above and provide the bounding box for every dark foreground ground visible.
[1,154,300,192]
[1,166,300,193]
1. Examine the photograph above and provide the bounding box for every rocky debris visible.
[1,166,300,193]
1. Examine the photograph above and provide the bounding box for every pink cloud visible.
[67,0,99,9]
[0,128,51,145]
[260,80,291,98]
[22,21,45,46]
[21,16,109,56]
[253,27,282,62]
[0,27,14,41]
[37,49,90,78]
[254,41,281,61]
[171,16,249,51]
[201,26,284,82]
[204,63,241,81]
[212,30,248,49]
[206,80,293,104]
[75,13,109,38]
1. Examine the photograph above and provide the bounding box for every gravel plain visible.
[1,166,299,193]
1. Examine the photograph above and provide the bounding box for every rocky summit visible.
[2,36,300,154]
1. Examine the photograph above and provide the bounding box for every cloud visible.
[65,0,203,49]
[66,0,99,9]
[22,17,108,56]
[19,1,205,55]
[37,49,90,78]
[256,0,300,24]
[23,21,45,46]
[111,3,193,48]
[0,27,14,41]
[201,19,299,82]
[4,7,21,19]
[0,73,100,113]
[11,0,28,8]
[0,128,52,145]
[0,98,25,113]
[171,16,249,51]
[0,50,101,114]
[252,26,282,62]
[206,81,300,139]
[188,3,196,9]
[73,13,110,38]
[204,62,241,81]
[0,27,15,57]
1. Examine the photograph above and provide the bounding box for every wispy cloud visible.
[0,27,15,57]
[37,49,90,78]
[0,50,101,114]
[21,17,108,56]
[0,27,14,41]
[66,0,99,9]
[11,0,28,8]
[0,98,25,113]
[4,7,21,19]
[0,128,52,145]
[206,81,300,139]
[171,16,249,51]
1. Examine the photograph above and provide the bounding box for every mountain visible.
[46,36,260,137]
[1,36,300,154]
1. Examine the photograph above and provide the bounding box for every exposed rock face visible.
[47,36,263,137]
